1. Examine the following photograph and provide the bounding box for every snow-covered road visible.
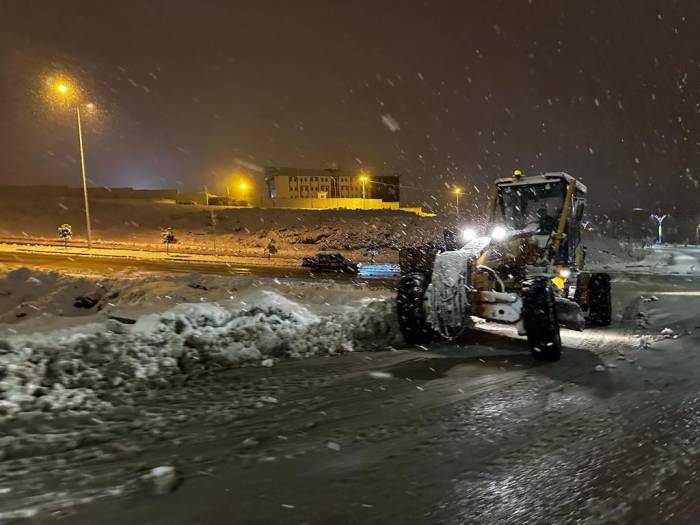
[0,246,698,523]
[598,244,700,276]
[653,245,700,275]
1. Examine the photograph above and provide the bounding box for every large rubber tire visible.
[588,273,612,327]
[522,277,562,361]
[397,272,433,344]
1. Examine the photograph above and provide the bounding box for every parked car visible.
[302,253,359,273]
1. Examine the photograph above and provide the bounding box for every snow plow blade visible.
[554,297,585,331]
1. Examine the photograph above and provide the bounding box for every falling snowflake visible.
[380,114,401,132]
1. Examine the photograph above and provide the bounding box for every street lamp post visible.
[55,81,93,249]
[75,105,93,249]
[452,187,462,217]
[651,213,668,245]
[359,173,369,208]
[240,181,249,206]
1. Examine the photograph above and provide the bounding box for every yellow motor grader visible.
[397,171,611,361]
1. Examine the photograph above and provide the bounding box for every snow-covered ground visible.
[0,195,444,261]
[0,269,399,418]
[593,244,700,276]
[0,241,300,267]
[0,233,652,419]
[0,188,653,271]
[0,243,697,522]
[582,231,648,269]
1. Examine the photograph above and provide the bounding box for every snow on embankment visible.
[583,230,648,269]
[0,192,441,259]
[0,290,400,417]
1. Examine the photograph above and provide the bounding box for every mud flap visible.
[554,297,585,331]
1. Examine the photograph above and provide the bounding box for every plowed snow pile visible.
[0,283,399,418]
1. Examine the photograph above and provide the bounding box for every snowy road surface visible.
[0,248,398,282]
[0,247,699,523]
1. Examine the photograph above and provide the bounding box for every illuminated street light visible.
[52,78,93,249]
[651,213,668,245]
[452,186,463,217]
[239,180,251,206]
[359,172,370,207]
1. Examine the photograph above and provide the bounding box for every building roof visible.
[265,167,342,178]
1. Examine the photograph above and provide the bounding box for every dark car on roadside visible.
[301,253,359,273]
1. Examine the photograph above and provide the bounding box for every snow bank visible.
[0,291,399,417]
[583,231,647,268]
[0,268,112,324]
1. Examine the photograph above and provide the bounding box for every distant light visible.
[56,84,68,94]
[86,103,95,110]
[513,169,522,176]
[491,226,508,240]
[559,268,572,279]
[359,174,369,183]
[240,182,248,191]
[452,187,462,195]
[461,227,477,242]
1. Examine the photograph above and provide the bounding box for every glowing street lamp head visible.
[359,174,369,183]
[48,77,80,105]
[452,187,462,196]
[239,181,249,191]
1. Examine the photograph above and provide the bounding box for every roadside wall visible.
[258,197,399,210]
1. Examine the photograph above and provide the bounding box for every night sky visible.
[0,0,698,212]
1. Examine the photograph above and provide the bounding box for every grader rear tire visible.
[588,273,612,326]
